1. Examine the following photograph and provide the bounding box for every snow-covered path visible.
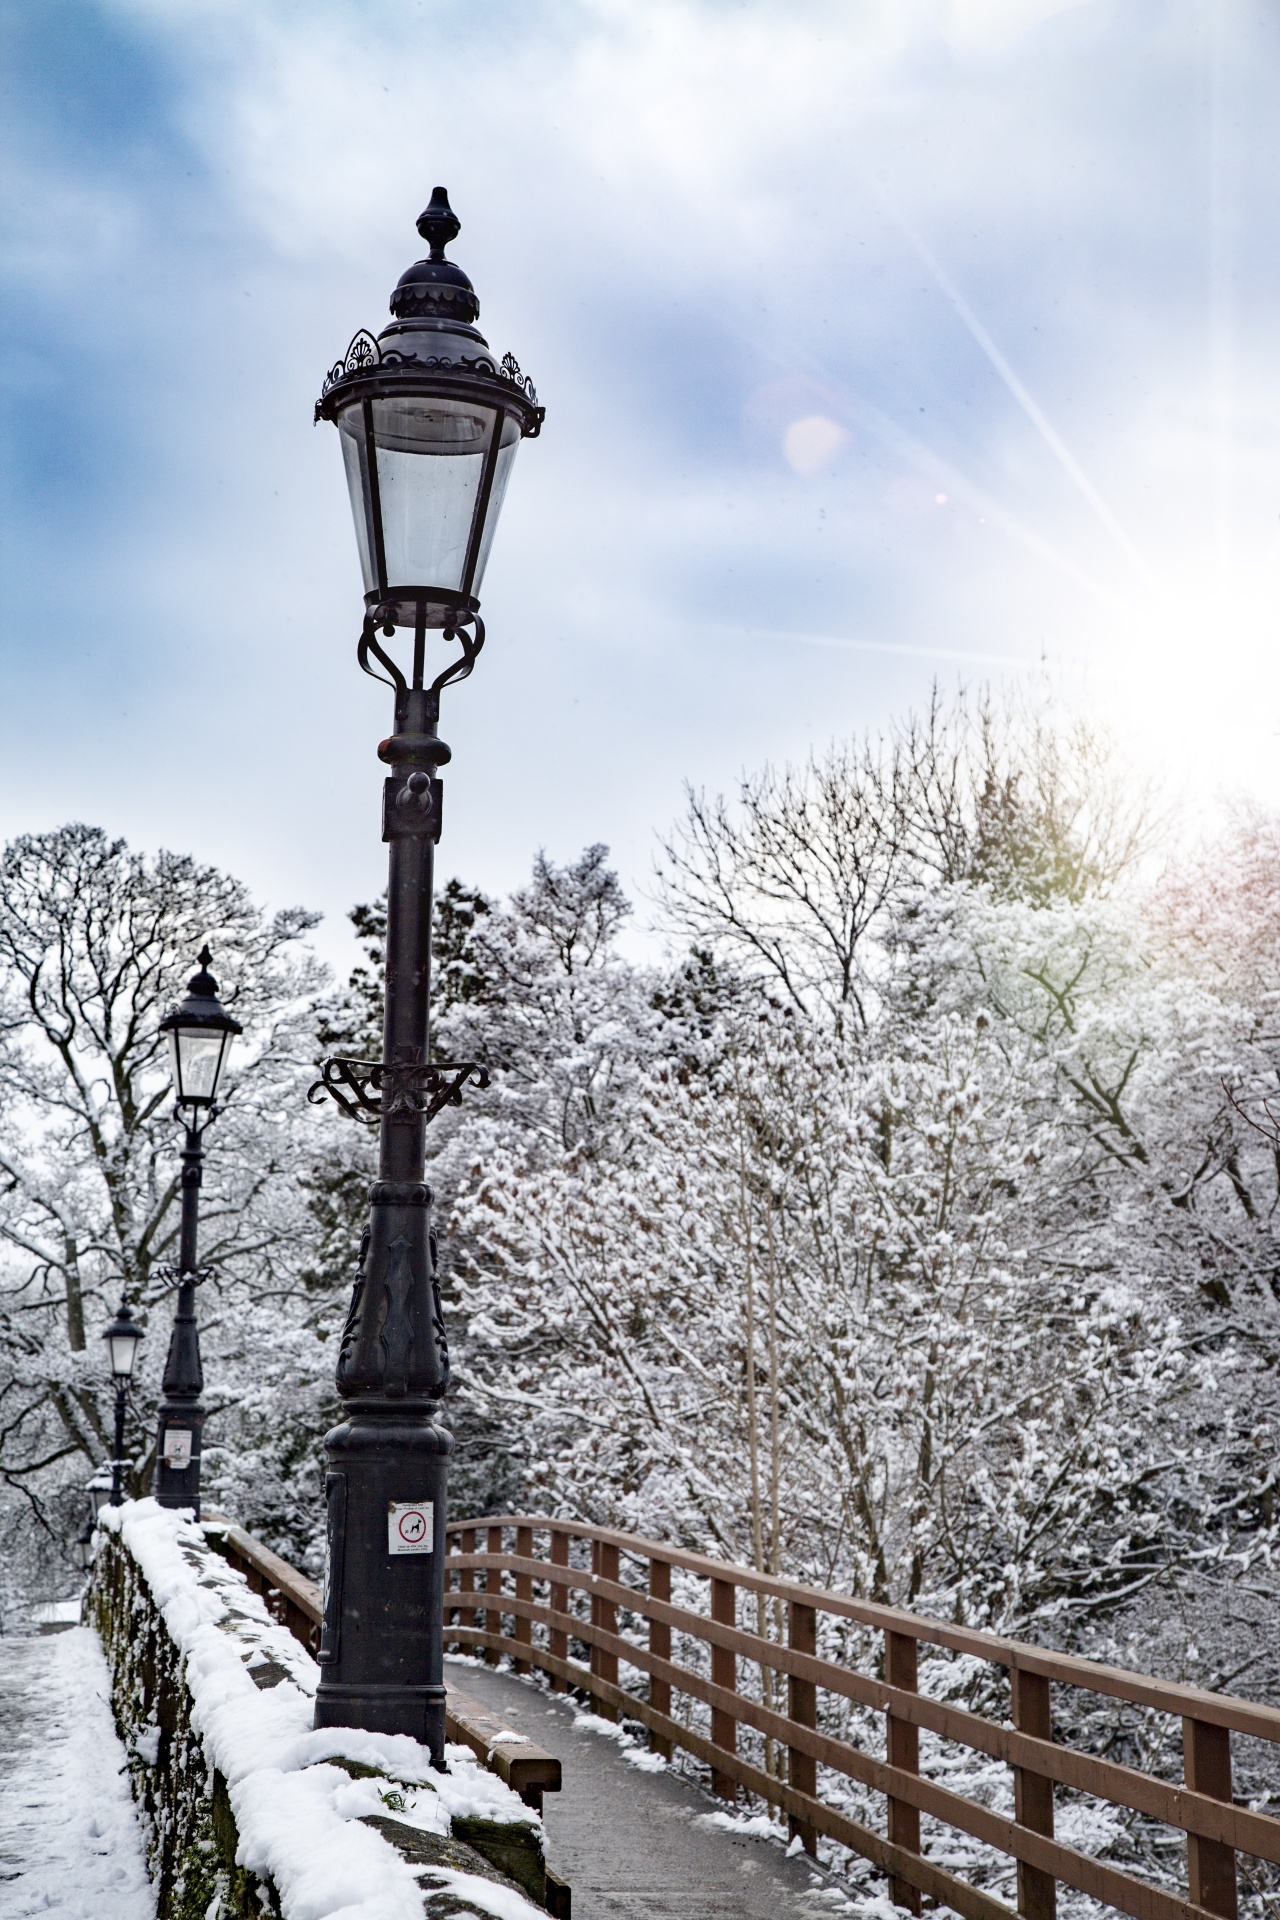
[0,1625,153,1919]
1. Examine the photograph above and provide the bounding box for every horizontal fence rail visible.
[446,1516,1280,1920]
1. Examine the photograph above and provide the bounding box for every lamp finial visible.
[416,187,461,261]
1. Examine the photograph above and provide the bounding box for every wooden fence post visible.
[1184,1718,1239,1919]
[711,1577,738,1801]
[590,1539,620,1720]
[482,1525,500,1666]
[648,1558,673,1759]
[788,1600,818,1856]
[886,1629,922,1915]
[1012,1667,1056,1920]
[548,1529,568,1691]
[512,1525,534,1674]
[455,1528,476,1649]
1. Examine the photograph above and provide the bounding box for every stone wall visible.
[86,1501,552,1920]
[87,1522,281,1919]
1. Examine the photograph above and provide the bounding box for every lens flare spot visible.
[783,414,848,476]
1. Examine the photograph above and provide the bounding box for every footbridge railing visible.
[445,1515,1280,1920]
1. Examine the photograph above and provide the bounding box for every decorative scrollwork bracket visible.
[308,1053,491,1127]
[320,330,381,400]
[154,1264,214,1290]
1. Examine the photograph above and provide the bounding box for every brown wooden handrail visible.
[447,1515,1274,1920]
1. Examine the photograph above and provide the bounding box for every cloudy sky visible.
[4,0,1280,973]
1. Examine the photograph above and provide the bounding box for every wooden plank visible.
[455,1527,476,1642]
[513,1524,533,1674]
[591,1538,620,1721]
[649,1557,673,1760]
[445,1682,561,1811]
[788,1601,818,1857]
[887,1629,922,1914]
[548,1528,568,1693]
[1184,1719,1238,1920]
[710,1577,738,1801]
[451,1550,1280,1866]
[481,1524,500,1665]
[445,1520,1280,1744]
[1012,1668,1056,1920]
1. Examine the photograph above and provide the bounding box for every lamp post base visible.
[314,1405,451,1763]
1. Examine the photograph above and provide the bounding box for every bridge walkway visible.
[448,1656,852,1920]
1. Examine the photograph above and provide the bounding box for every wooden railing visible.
[446,1515,1280,1920]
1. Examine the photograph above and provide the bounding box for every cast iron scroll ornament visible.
[318,339,540,417]
[357,606,485,698]
[153,1264,214,1289]
[308,1051,490,1127]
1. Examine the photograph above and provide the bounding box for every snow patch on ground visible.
[0,1625,154,1919]
[698,1808,787,1841]
[99,1500,545,1920]
[569,1707,633,1742]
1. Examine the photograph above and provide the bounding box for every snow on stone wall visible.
[88,1499,548,1920]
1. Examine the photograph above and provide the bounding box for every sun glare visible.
[1083,560,1280,813]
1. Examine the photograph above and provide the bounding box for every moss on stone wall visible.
[86,1530,276,1920]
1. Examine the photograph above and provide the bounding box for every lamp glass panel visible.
[337,412,378,593]
[371,395,501,594]
[469,418,521,596]
[173,1029,228,1103]
[108,1330,140,1378]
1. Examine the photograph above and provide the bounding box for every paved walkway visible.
[0,1625,153,1918]
[447,1657,854,1920]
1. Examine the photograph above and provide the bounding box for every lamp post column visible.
[110,1379,129,1507]
[154,1123,206,1515]
[314,682,452,1762]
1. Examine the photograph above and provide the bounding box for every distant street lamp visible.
[73,1519,94,1575]
[309,187,542,1763]
[154,947,242,1518]
[101,1298,144,1505]
[77,1463,114,1572]
[87,1463,113,1522]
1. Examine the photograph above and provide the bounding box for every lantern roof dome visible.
[160,946,243,1037]
[386,187,483,333]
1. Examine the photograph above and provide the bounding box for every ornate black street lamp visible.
[309,187,542,1763]
[101,1298,144,1504]
[154,947,242,1517]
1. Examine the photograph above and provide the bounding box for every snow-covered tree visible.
[0,824,332,1614]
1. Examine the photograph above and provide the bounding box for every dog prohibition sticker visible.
[161,1428,193,1469]
[387,1501,434,1555]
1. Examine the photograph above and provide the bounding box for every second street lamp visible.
[101,1298,144,1505]
[309,187,543,1762]
[154,947,242,1517]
